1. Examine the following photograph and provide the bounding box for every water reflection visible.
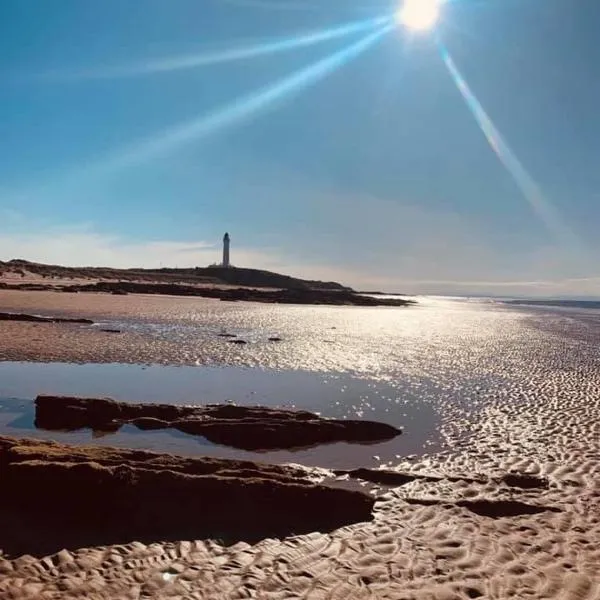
[0,362,440,469]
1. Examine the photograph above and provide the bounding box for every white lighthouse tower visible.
[222,232,230,268]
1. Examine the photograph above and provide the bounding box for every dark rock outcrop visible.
[0,265,415,305]
[405,497,560,518]
[0,271,413,307]
[0,312,93,324]
[499,473,549,489]
[63,282,414,306]
[335,468,486,487]
[456,499,560,518]
[0,436,375,557]
[35,396,402,451]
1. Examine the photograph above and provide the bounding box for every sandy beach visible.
[0,289,599,599]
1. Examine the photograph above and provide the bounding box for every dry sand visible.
[0,289,599,599]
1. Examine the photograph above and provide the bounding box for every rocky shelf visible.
[0,311,93,324]
[0,436,375,557]
[0,280,414,307]
[34,395,402,451]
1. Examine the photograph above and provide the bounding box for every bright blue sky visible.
[1,0,599,296]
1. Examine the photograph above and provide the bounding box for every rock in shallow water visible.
[34,395,402,451]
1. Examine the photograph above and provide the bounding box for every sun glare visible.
[397,0,442,32]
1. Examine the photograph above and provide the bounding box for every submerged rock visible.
[34,395,402,451]
[0,436,375,557]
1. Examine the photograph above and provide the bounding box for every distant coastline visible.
[501,298,600,310]
[0,259,414,308]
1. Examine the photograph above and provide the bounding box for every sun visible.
[397,0,442,32]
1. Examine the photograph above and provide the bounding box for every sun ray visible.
[66,23,394,176]
[38,16,391,81]
[437,40,579,250]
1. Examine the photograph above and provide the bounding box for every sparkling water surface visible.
[1,297,598,468]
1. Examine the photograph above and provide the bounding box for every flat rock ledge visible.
[0,436,375,558]
[0,280,414,306]
[35,395,402,451]
[0,311,93,324]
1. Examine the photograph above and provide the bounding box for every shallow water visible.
[0,295,599,469]
[0,363,441,468]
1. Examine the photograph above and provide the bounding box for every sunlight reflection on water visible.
[1,297,596,469]
[0,363,441,468]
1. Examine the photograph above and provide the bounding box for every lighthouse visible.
[222,232,230,268]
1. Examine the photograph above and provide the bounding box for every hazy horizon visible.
[2,0,599,298]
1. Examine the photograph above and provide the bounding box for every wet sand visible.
[0,320,183,364]
[0,289,599,599]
